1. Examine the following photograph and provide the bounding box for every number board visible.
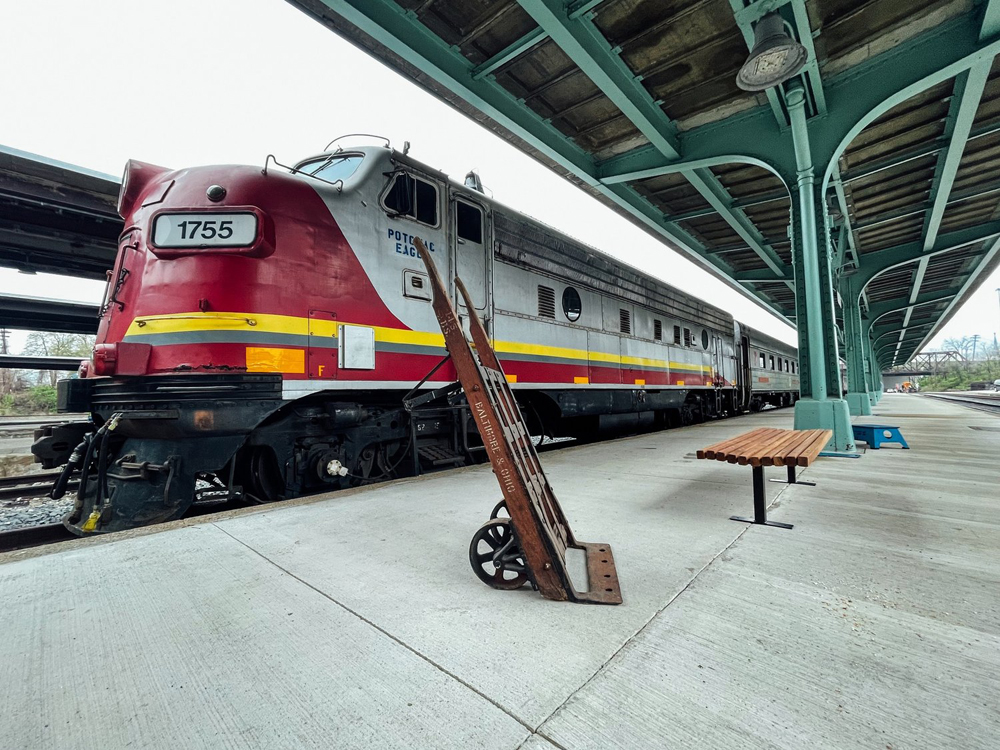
[152,213,258,248]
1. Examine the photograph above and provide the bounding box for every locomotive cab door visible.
[451,194,491,324]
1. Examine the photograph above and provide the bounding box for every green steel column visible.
[862,319,882,403]
[787,87,856,450]
[842,276,873,415]
[864,328,880,404]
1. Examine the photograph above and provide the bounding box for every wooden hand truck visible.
[415,237,621,604]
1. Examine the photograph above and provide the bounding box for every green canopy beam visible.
[907,235,1000,357]
[514,0,680,158]
[856,221,1000,289]
[896,59,992,353]
[471,28,547,80]
[516,0,792,280]
[865,288,963,329]
[601,13,1000,191]
[841,121,1000,185]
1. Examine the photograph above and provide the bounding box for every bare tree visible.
[21,333,95,387]
[944,335,974,360]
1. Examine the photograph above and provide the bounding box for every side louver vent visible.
[538,285,556,318]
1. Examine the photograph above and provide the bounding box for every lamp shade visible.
[736,12,808,92]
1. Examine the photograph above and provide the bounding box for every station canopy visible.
[0,145,119,280]
[289,0,1000,369]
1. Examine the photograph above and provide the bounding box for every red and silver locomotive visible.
[35,139,799,535]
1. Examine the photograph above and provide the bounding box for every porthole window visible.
[562,287,581,322]
[702,330,709,349]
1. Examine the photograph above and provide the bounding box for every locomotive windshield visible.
[294,154,363,183]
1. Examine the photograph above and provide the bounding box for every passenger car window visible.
[383,173,438,226]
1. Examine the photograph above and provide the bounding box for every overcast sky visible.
[1,0,998,357]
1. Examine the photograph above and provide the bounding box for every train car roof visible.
[744,325,798,356]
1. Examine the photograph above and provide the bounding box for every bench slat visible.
[778,430,826,466]
[697,428,771,459]
[711,429,778,462]
[745,430,801,466]
[696,427,833,467]
[761,430,810,466]
[795,431,832,466]
[722,429,782,463]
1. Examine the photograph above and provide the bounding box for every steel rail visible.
[922,392,1000,415]
[0,523,76,553]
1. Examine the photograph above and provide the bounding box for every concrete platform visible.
[1,394,997,749]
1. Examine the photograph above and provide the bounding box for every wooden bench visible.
[696,428,832,529]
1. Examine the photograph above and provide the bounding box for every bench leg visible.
[730,466,794,529]
[768,464,817,486]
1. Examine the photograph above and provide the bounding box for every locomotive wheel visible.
[244,446,285,504]
[469,518,529,590]
[489,500,509,520]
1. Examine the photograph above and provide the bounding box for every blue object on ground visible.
[852,424,909,450]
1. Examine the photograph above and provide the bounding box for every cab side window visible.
[384,173,438,226]
[457,201,483,243]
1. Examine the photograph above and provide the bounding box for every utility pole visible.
[971,334,980,361]
[0,329,8,396]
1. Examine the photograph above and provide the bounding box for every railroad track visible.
[0,471,77,502]
[922,391,1000,415]
[0,414,86,429]
[0,523,76,553]
[0,423,675,554]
